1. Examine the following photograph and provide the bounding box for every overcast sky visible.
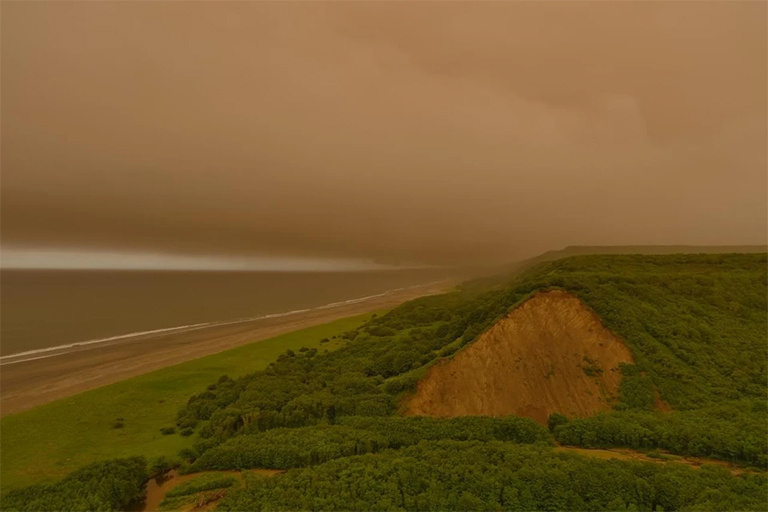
[2,1,766,268]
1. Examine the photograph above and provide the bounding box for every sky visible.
[2,1,766,269]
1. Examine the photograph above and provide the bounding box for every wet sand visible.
[0,281,450,416]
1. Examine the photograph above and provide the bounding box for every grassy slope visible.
[0,313,374,490]
[174,253,767,465]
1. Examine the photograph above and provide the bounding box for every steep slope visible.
[403,290,633,424]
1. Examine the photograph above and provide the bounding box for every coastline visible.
[0,280,452,417]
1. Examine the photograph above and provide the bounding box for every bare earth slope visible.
[403,290,633,424]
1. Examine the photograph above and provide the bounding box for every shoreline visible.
[0,280,449,365]
[0,280,452,417]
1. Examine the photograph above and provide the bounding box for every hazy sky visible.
[2,1,766,268]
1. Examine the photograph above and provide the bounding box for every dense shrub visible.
[1,457,147,512]
[554,406,768,466]
[338,415,552,447]
[191,417,551,472]
[547,413,568,433]
[148,456,179,479]
[191,426,387,470]
[218,441,768,511]
[175,253,767,467]
[165,473,237,498]
[175,282,515,442]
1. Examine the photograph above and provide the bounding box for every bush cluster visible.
[0,457,147,512]
[176,253,767,469]
[191,416,551,471]
[218,441,768,511]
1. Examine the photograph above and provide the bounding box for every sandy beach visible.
[0,281,450,416]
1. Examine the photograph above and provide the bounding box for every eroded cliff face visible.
[403,290,634,424]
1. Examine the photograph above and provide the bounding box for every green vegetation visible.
[165,473,237,498]
[336,415,551,447]
[189,425,388,471]
[0,313,372,490]
[174,284,514,441]
[0,457,146,512]
[148,456,180,480]
[219,442,767,511]
[189,417,550,471]
[3,253,767,510]
[173,254,766,465]
[554,407,767,465]
[158,472,238,511]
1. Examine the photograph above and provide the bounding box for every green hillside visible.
[4,253,767,511]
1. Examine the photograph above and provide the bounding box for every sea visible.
[0,268,460,357]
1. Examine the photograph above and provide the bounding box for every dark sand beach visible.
[0,281,450,416]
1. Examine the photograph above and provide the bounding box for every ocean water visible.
[0,268,458,357]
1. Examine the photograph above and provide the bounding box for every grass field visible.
[0,313,374,491]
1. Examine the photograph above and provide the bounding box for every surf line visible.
[0,279,449,366]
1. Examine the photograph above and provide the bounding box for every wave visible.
[0,279,447,366]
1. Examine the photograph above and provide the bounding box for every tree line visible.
[218,441,768,511]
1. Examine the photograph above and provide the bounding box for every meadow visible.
[0,313,372,490]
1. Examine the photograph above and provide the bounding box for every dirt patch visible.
[653,389,673,412]
[403,290,634,424]
[140,469,282,512]
[554,446,752,476]
[554,446,637,462]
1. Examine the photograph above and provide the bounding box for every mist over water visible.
[2,2,766,266]
[1,3,765,356]
[0,268,459,356]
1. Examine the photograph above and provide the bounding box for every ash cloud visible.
[2,2,766,266]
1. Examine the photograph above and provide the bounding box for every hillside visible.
[3,253,767,511]
[403,290,634,423]
[532,244,768,260]
[479,244,768,280]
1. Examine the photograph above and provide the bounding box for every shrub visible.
[191,425,387,471]
[581,357,603,377]
[165,473,237,498]
[1,457,147,512]
[217,442,768,512]
[173,253,767,468]
[547,413,568,433]
[178,449,196,461]
[148,456,177,479]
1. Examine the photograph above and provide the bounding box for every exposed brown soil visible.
[654,389,673,412]
[403,290,634,424]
